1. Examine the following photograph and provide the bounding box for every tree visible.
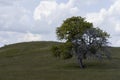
[52,16,110,68]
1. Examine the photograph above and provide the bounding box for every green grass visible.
[0,41,120,80]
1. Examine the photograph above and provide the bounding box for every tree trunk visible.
[74,42,85,69]
[78,57,84,69]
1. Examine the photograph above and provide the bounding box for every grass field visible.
[0,41,119,80]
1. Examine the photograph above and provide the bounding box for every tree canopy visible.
[51,16,110,68]
[56,16,93,41]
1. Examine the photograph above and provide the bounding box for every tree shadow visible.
[56,58,120,70]
[84,58,120,70]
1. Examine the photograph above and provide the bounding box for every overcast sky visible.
[0,0,120,47]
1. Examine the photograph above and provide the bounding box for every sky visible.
[0,0,120,47]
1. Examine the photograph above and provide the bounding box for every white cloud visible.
[0,4,33,33]
[34,0,57,20]
[19,32,42,41]
[86,0,120,46]
[86,8,107,25]
[33,0,79,23]
[115,24,120,32]
[0,0,120,46]
[0,0,58,45]
[0,31,42,45]
[32,0,81,42]
[0,0,16,6]
[33,0,113,26]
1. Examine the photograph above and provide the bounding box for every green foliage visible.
[52,16,110,68]
[51,42,73,59]
[56,16,93,41]
[55,16,94,60]
[55,16,110,59]
[51,45,61,58]
[61,42,73,59]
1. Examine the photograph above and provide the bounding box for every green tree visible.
[52,16,110,68]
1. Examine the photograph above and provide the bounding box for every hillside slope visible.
[0,41,120,80]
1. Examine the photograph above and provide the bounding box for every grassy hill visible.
[0,41,119,80]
